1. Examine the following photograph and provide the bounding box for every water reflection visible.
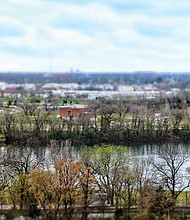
[131,144,155,156]
[1,142,190,166]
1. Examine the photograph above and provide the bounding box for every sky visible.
[1,0,190,72]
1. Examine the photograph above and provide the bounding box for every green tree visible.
[3,148,43,211]
[81,144,133,207]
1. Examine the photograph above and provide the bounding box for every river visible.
[1,141,190,162]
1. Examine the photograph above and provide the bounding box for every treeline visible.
[1,72,190,89]
[0,144,189,220]
[1,95,190,146]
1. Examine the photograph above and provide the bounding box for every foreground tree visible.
[81,144,133,207]
[29,158,96,220]
[147,185,173,220]
[29,168,56,219]
[135,158,153,209]
[78,164,96,220]
[151,143,190,208]
[3,146,43,211]
[0,165,9,208]
[116,163,138,217]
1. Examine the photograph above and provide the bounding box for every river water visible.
[1,141,190,164]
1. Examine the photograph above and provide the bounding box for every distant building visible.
[59,105,95,120]
[3,86,23,98]
[118,85,134,92]
[30,89,48,98]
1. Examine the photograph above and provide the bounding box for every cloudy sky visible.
[1,0,190,72]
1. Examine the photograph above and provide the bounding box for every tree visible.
[116,164,138,217]
[0,165,9,209]
[135,158,153,209]
[98,101,117,132]
[147,185,173,220]
[1,111,16,139]
[81,144,133,207]
[116,100,130,128]
[3,147,44,211]
[19,98,38,116]
[32,107,51,134]
[29,167,56,219]
[53,158,81,219]
[151,143,190,208]
[78,163,96,220]
[29,158,96,220]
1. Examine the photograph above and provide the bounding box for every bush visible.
[133,211,157,220]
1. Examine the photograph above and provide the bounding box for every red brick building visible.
[59,105,95,120]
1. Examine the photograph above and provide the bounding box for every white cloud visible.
[0,0,190,72]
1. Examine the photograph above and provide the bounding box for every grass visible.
[177,191,190,207]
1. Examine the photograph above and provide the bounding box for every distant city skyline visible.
[1,0,190,72]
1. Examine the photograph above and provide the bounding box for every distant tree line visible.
[1,72,190,89]
[1,93,190,146]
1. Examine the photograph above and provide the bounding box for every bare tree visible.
[19,99,38,116]
[135,158,153,209]
[151,143,190,207]
[98,101,117,132]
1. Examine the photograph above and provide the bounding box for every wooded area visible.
[1,93,190,146]
[1,94,190,219]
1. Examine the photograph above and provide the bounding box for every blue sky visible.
[0,0,190,72]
